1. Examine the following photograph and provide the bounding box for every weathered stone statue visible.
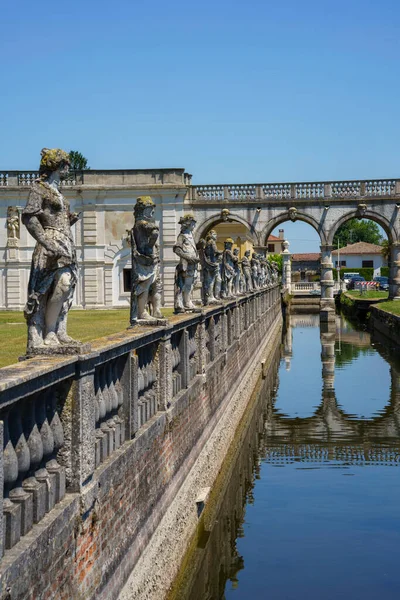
[241,250,253,292]
[271,260,279,283]
[129,196,166,326]
[22,148,85,354]
[259,255,267,287]
[233,248,242,295]
[265,258,273,285]
[221,238,236,298]
[198,229,222,304]
[7,207,20,240]
[251,252,260,289]
[173,214,200,313]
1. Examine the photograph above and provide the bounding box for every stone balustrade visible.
[0,172,399,201]
[0,285,280,574]
[189,179,400,202]
[0,169,191,187]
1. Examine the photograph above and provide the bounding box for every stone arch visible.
[194,212,259,245]
[261,211,326,246]
[327,209,396,245]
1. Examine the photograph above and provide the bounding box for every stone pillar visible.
[389,241,400,300]
[281,240,291,293]
[180,329,190,389]
[118,352,134,440]
[62,354,97,492]
[195,318,207,374]
[159,334,173,410]
[320,245,335,322]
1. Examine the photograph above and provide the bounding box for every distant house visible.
[291,253,321,281]
[332,242,387,272]
[266,229,284,254]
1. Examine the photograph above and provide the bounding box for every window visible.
[123,269,132,292]
[267,244,275,253]
[335,260,347,267]
[362,260,373,268]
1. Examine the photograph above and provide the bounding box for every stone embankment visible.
[370,306,400,346]
[0,285,282,600]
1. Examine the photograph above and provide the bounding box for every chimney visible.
[279,229,284,240]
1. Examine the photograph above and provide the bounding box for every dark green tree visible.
[68,150,90,171]
[333,219,383,248]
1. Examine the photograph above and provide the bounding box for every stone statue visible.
[259,255,267,287]
[271,260,279,283]
[241,250,253,292]
[288,206,298,222]
[198,229,222,304]
[7,207,20,239]
[173,214,200,313]
[221,238,236,298]
[129,196,166,326]
[251,253,260,289]
[233,248,242,295]
[22,148,84,354]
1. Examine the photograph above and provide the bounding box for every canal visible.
[169,313,400,600]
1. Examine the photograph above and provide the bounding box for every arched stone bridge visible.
[185,178,400,313]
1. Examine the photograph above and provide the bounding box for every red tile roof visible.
[267,234,281,241]
[332,242,383,255]
[292,253,321,261]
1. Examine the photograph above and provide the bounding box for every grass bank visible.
[0,308,174,368]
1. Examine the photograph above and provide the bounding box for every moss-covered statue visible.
[22,148,84,354]
[241,249,253,292]
[251,252,260,289]
[173,214,200,313]
[198,229,222,305]
[233,248,242,295]
[221,238,236,298]
[129,196,166,326]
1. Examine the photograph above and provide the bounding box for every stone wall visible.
[0,285,282,600]
[370,306,400,346]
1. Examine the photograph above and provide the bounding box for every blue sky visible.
[1,0,398,251]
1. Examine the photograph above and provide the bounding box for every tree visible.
[68,150,90,171]
[333,219,383,248]
[381,239,391,261]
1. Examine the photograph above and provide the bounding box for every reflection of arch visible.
[328,209,395,245]
[260,212,325,246]
[194,213,259,245]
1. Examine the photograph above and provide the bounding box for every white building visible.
[332,241,387,273]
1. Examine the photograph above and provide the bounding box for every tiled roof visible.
[267,234,281,241]
[292,253,321,261]
[332,242,383,255]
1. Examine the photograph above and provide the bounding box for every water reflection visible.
[171,314,400,600]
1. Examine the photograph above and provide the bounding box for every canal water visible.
[170,314,400,600]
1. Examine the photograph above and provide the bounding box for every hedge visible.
[333,267,375,280]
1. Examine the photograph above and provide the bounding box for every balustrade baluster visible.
[9,405,33,536]
[23,395,47,523]
[35,393,56,512]
[3,410,21,549]
[45,391,66,503]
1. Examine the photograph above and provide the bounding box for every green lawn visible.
[374,300,400,316]
[346,290,389,299]
[0,308,174,369]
